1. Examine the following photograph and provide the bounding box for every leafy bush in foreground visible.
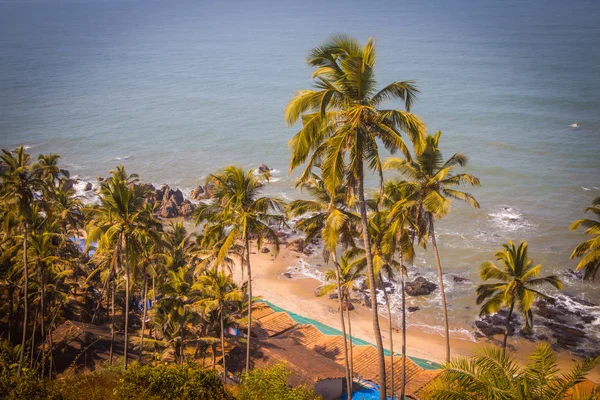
[117,363,233,400]
[237,363,319,400]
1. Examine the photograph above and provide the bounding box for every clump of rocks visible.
[404,277,437,296]
[145,184,198,219]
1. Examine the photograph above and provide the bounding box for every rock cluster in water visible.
[473,294,598,357]
[404,276,438,296]
[143,184,199,219]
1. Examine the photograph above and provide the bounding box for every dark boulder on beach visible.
[160,199,178,218]
[172,189,184,206]
[564,268,585,280]
[544,321,586,349]
[474,309,521,338]
[258,164,270,173]
[179,200,195,217]
[451,275,471,284]
[190,185,204,200]
[408,306,420,313]
[287,238,304,253]
[261,247,270,253]
[84,182,93,191]
[405,277,437,296]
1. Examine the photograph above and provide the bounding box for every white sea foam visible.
[488,206,535,232]
[73,180,101,205]
[282,258,326,282]
[570,123,579,128]
[582,186,591,191]
[113,155,133,161]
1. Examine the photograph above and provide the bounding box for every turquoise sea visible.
[1,0,599,346]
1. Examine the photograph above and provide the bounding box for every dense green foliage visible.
[237,363,319,400]
[569,197,600,280]
[421,343,600,400]
[476,241,562,353]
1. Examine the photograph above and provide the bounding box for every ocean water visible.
[1,0,599,345]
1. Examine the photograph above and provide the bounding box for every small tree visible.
[476,241,562,354]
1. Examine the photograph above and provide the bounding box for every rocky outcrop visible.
[451,275,471,284]
[287,238,304,253]
[152,184,196,219]
[544,321,586,349]
[84,182,93,191]
[408,306,420,312]
[190,183,215,200]
[179,200,195,217]
[405,277,437,296]
[258,164,270,173]
[474,308,521,338]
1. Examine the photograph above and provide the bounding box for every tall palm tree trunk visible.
[139,273,148,362]
[399,250,407,400]
[429,220,450,362]
[220,310,227,382]
[245,236,252,373]
[18,223,29,377]
[110,277,115,365]
[29,309,38,369]
[39,264,45,350]
[345,295,354,383]
[151,274,156,339]
[8,285,14,343]
[382,278,395,399]
[333,253,352,399]
[357,172,387,399]
[502,303,515,357]
[180,304,186,364]
[123,245,130,369]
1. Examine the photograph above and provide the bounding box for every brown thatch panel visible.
[249,337,347,389]
[406,369,443,399]
[253,312,297,338]
[310,335,348,363]
[351,345,381,382]
[282,324,325,347]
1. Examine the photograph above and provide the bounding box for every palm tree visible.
[289,172,360,397]
[194,268,243,379]
[380,180,418,400]
[384,131,480,362]
[285,34,426,398]
[319,255,363,392]
[569,197,600,281]
[135,228,163,361]
[420,342,600,400]
[0,146,42,376]
[157,266,200,364]
[476,241,562,355]
[27,227,70,352]
[193,165,284,373]
[86,165,155,368]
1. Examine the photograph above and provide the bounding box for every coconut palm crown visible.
[569,197,600,281]
[476,241,562,353]
[285,34,427,398]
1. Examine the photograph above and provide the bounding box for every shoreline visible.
[236,242,600,381]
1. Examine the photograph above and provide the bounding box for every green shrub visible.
[48,366,123,400]
[0,368,52,400]
[237,363,319,400]
[116,362,233,400]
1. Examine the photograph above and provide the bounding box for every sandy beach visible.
[234,241,600,381]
